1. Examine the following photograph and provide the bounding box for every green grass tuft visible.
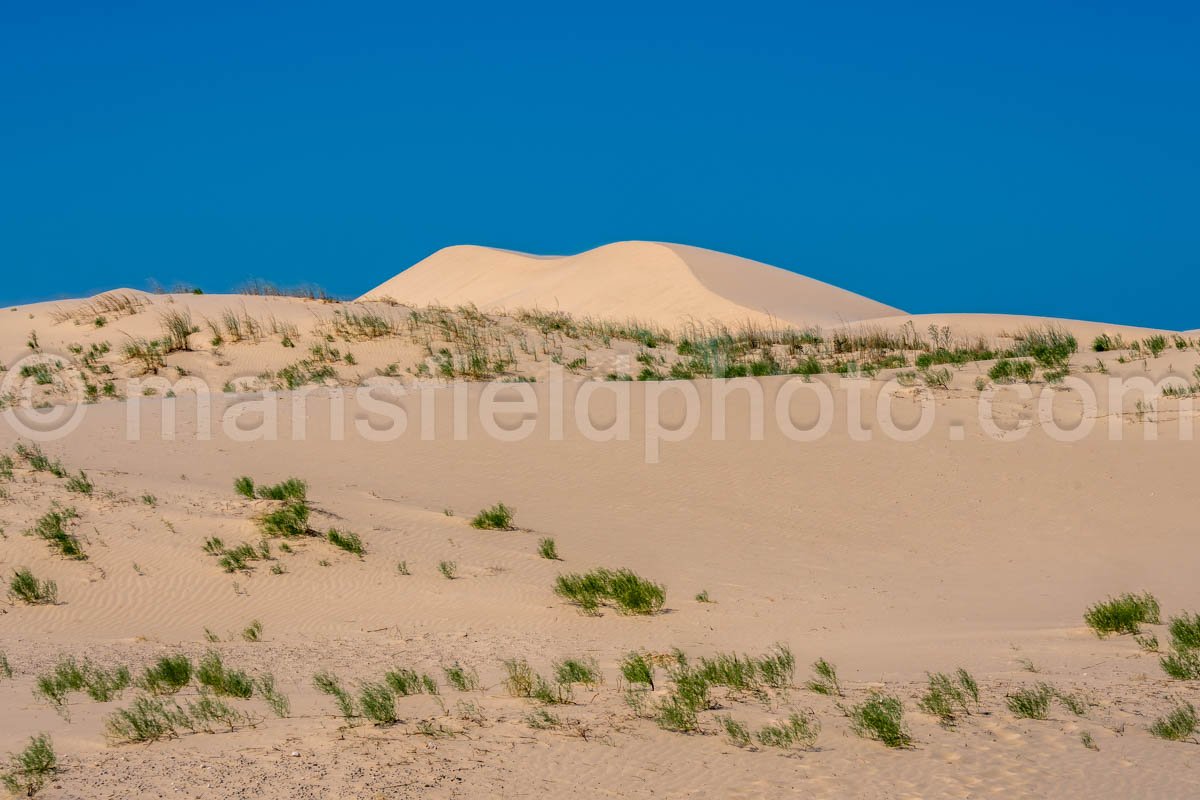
[847,691,911,748]
[553,567,666,615]
[1148,702,1197,742]
[1084,592,1160,636]
[8,569,58,605]
[470,503,515,530]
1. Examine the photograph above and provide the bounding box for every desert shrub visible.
[0,652,11,679]
[470,503,515,530]
[436,560,458,579]
[1092,333,1122,352]
[196,652,253,698]
[697,652,761,694]
[694,589,711,603]
[254,477,307,502]
[1016,325,1077,368]
[240,620,264,642]
[443,663,480,692]
[139,655,193,695]
[327,528,364,556]
[1006,683,1054,719]
[8,569,58,605]
[160,309,199,352]
[719,715,752,747]
[15,444,66,477]
[105,695,190,743]
[1167,613,1200,651]
[186,693,252,733]
[396,560,410,575]
[554,658,601,688]
[502,659,571,705]
[256,673,291,717]
[537,538,559,560]
[29,507,85,560]
[756,644,795,689]
[64,471,93,495]
[918,669,978,725]
[620,652,655,690]
[1,734,57,798]
[214,542,265,573]
[553,567,666,615]
[0,455,13,481]
[655,692,701,733]
[385,668,437,697]
[358,682,398,725]
[1149,702,1197,742]
[756,711,820,749]
[805,658,842,696]
[313,672,357,720]
[847,692,911,748]
[1161,647,1200,680]
[525,708,562,730]
[81,663,132,702]
[122,337,167,374]
[1084,592,1160,636]
[258,502,311,537]
[234,476,255,498]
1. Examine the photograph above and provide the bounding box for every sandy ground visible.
[0,270,1197,798]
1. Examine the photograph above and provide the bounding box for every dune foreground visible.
[0,256,1198,799]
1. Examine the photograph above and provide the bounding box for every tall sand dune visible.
[358,241,904,329]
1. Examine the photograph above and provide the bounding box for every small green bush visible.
[438,560,457,579]
[256,673,291,717]
[1148,702,1197,741]
[8,569,57,605]
[554,658,601,688]
[29,507,85,560]
[105,695,190,743]
[756,711,820,749]
[470,503,515,530]
[358,682,398,725]
[918,669,978,725]
[805,658,842,696]
[258,501,311,537]
[1,734,57,798]
[554,567,666,615]
[313,671,357,720]
[1006,683,1054,719]
[620,651,655,690]
[719,715,752,747]
[139,655,193,695]
[847,692,911,748]
[537,537,559,560]
[1084,592,1160,636]
[65,471,93,495]
[196,651,253,698]
[327,528,365,556]
[443,663,480,691]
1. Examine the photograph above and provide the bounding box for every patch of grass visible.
[1080,730,1098,750]
[358,682,398,725]
[234,476,256,498]
[846,692,911,748]
[240,619,264,642]
[537,537,559,560]
[525,708,562,730]
[470,503,515,530]
[1167,612,1200,651]
[1148,702,1197,742]
[756,711,820,750]
[1135,633,1160,652]
[554,658,601,688]
[185,693,254,733]
[553,567,666,615]
[694,589,711,603]
[396,560,410,575]
[438,560,457,579]
[64,470,93,495]
[1,734,57,798]
[719,715,752,747]
[443,663,480,692]
[253,477,308,502]
[327,528,364,556]
[1084,592,1160,637]
[139,655,193,695]
[105,695,191,743]
[28,507,85,560]
[385,668,438,697]
[1161,647,1200,680]
[805,658,842,696]
[918,669,978,726]
[620,651,655,690]
[15,443,65,477]
[0,652,11,679]
[141,494,157,506]
[1006,683,1054,719]
[196,651,253,698]
[258,501,311,537]
[313,671,357,721]
[503,659,571,705]
[160,309,199,351]
[8,569,58,605]
[256,673,290,717]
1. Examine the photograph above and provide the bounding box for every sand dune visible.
[358,241,904,329]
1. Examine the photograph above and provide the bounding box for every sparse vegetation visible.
[2,734,57,797]
[537,537,559,560]
[139,655,193,695]
[755,711,820,750]
[553,567,666,615]
[847,692,911,748]
[1084,592,1160,636]
[358,682,398,725]
[28,507,85,559]
[313,671,357,721]
[470,503,515,530]
[805,658,843,696]
[918,669,979,726]
[1148,701,1197,742]
[8,569,58,605]
[1006,683,1054,719]
[438,560,457,580]
[443,663,480,692]
[327,528,365,556]
[196,651,253,698]
[105,695,191,743]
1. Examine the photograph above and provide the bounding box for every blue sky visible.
[2,1,1197,328]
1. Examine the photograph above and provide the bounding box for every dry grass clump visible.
[554,568,666,615]
[502,658,573,705]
